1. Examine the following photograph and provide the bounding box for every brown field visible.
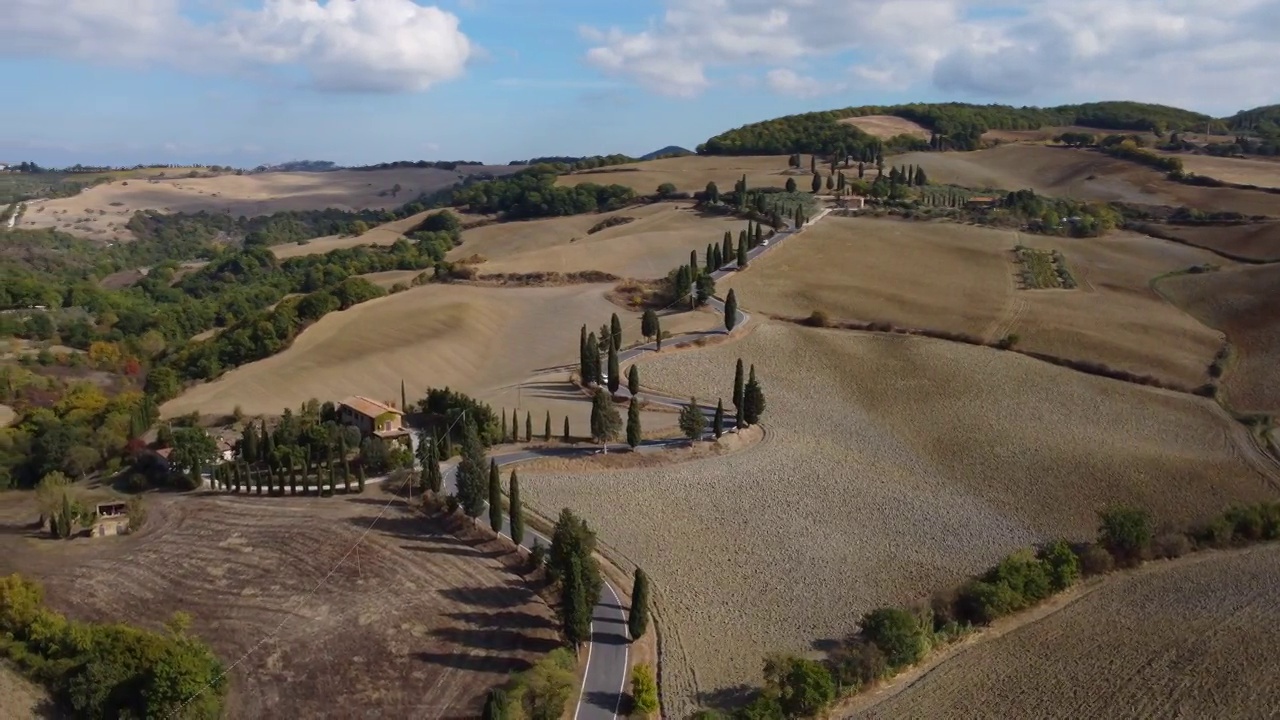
[161,282,682,434]
[723,216,1224,388]
[840,116,930,140]
[893,144,1279,216]
[1153,151,1280,189]
[518,321,1277,716]
[981,125,1159,144]
[454,202,754,278]
[854,545,1280,720]
[555,155,794,195]
[0,662,52,719]
[0,492,557,719]
[271,209,444,260]
[20,167,515,241]
[1159,264,1280,413]
[1153,222,1280,262]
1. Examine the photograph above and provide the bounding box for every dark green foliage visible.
[607,342,621,394]
[455,418,488,517]
[579,324,589,380]
[451,167,637,219]
[482,688,508,720]
[544,411,552,441]
[733,358,745,410]
[610,312,623,351]
[737,236,748,268]
[563,416,570,442]
[1098,505,1154,565]
[640,310,658,342]
[424,436,443,493]
[713,399,724,438]
[743,365,765,425]
[859,607,928,669]
[695,272,715,306]
[628,567,650,640]
[828,638,888,693]
[721,233,733,269]
[525,411,532,443]
[590,389,622,443]
[762,654,836,719]
[1037,539,1081,591]
[549,508,602,638]
[724,289,738,332]
[560,557,592,647]
[678,397,706,441]
[626,398,642,449]
[488,459,503,533]
[509,470,524,546]
[627,364,640,395]
[584,332,601,385]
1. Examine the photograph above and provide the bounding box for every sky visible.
[3,0,1278,168]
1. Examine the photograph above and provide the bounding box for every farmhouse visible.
[92,501,129,537]
[338,395,410,446]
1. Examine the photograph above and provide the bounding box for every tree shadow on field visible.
[413,650,536,675]
[583,690,623,713]
[431,626,562,656]
[699,683,761,712]
[439,583,538,608]
[443,610,557,631]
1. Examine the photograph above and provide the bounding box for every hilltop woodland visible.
[697,101,1272,156]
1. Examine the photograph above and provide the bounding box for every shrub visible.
[1224,504,1266,541]
[1198,515,1235,548]
[827,637,887,694]
[587,216,635,234]
[762,654,836,719]
[987,548,1053,604]
[957,580,1022,624]
[1077,543,1116,576]
[1153,532,1193,559]
[858,607,928,669]
[995,333,1020,349]
[1037,539,1081,591]
[804,310,830,328]
[928,587,962,631]
[1097,505,1153,565]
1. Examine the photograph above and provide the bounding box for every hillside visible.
[697,101,1249,156]
[641,145,694,160]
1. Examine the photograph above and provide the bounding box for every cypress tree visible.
[501,409,509,443]
[456,417,488,517]
[811,171,822,193]
[579,324,588,381]
[724,288,738,332]
[746,220,755,248]
[713,399,724,438]
[689,249,699,279]
[242,424,259,463]
[721,233,732,268]
[626,397,642,449]
[562,556,592,647]
[590,388,622,444]
[482,689,508,720]
[563,415,571,442]
[735,401,744,431]
[733,358,745,409]
[809,154,816,173]
[584,333,600,385]
[400,379,407,413]
[442,431,453,459]
[653,314,662,351]
[738,228,747,249]
[488,459,503,534]
[525,411,532,443]
[744,364,766,425]
[785,176,797,192]
[610,312,623,351]
[826,174,834,190]
[425,439,442,493]
[607,342,620,394]
[357,465,366,493]
[737,236,748,268]
[754,223,763,246]
[705,243,715,274]
[712,242,723,269]
[628,567,650,640]
[640,309,657,343]
[509,469,524,546]
[628,364,640,396]
[544,411,552,441]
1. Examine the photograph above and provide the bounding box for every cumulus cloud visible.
[581,0,1280,112]
[765,69,842,99]
[4,0,472,93]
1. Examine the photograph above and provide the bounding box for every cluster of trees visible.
[547,509,603,647]
[449,167,637,219]
[1097,138,1185,175]
[702,501,1280,718]
[993,189,1122,237]
[0,574,227,719]
[348,159,485,171]
[697,102,1228,157]
[506,154,637,172]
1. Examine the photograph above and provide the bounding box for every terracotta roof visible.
[340,395,403,419]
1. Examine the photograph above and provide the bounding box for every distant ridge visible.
[641,145,694,160]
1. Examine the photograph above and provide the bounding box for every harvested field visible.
[0,662,53,719]
[162,282,680,434]
[724,216,1224,388]
[1151,222,1280,262]
[0,493,557,719]
[518,321,1277,716]
[854,544,1280,720]
[270,209,458,259]
[893,144,1279,216]
[555,155,792,195]
[454,203,754,278]
[20,167,516,241]
[1159,264,1280,413]
[1153,151,1280,189]
[981,125,1160,144]
[839,116,930,140]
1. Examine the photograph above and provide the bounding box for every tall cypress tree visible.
[525,411,532,443]
[754,223,763,246]
[482,689,508,720]
[705,243,715,274]
[509,469,524,546]
[628,567,650,640]
[653,314,662,351]
[400,379,407,413]
[579,324,588,380]
[427,438,443,493]
[627,364,640,396]
[746,220,755,248]
[713,399,724,439]
[584,332,600,385]
[242,424,258,463]
[607,341,620,394]
[456,418,488,517]
[724,289,738,333]
[544,411,552,441]
[737,236,748,268]
[610,312,623,351]
[562,556,592,647]
[733,358,745,409]
[357,464,366,493]
[563,415,571,442]
[689,249,699,280]
[721,233,733,268]
[743,364,766,425]
[626,397,642,449]
[488,459,503,534]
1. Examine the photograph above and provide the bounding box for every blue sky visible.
[3,0,1276,168]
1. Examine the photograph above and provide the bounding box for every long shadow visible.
[698,683,761,712]
[443,610,557,631]
[430,626,563,655]
[413,650,536,675]
[400,544,491,558]
[438,583,537,608]
[583,690,624,713]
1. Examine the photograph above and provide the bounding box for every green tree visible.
[501,408,509,443]
[561,556,593,647]
[705,243,716,274]
[743,364,766,425]
[860,607,928,668]
[721,233,733,269]
[914,166,928,186]
[610,312,623,351]
[357,464,366,493]
[640,309,658,344]
[754,223,763,246]
[763,654,836,719]
[488,459,503,534]
[525,411,532,443]
[653,313,662,351]
[590,389,622,444]
[626,397,642,449]
[241,423,259,463]
[724,289,738,332]
[482,688,508,720]
[563,415,570,442]
[695,272,714,306]
[423,437,443,493]
[713,399,724,438]
[811,172,822,193]
[607,341,620,394]
[826,174,834,190]
[1098,505,1153,565]
[455,418,488,517]
[631,663,659,718]
[785,177,797,192]
[627,364,640,396]
[628,567,650,640]
[548,508,602,602]
[737,236,748,268]
[579,324,588,381]
[584,332,601,385]
[704,181,720,204]
[400,379,407,413]
[733,358,745,410]
[509,469,524,546]
[679,397,706,442]
[544,410,552,441]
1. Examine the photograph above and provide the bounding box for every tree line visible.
[449,166,637,219]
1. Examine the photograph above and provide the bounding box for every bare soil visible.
[1158,264,1280,413]
[1154,222,1280,262]
[840,116,931,140]
[0,662,56,719]
[518,426,761,474]
[724,216,1225,388]
[1152,151,1280,189]
[893,144,1279,216]
[0,492,557,720]
[517,321,1278,717]
[852,544,1280,720]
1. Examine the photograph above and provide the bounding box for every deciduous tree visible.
[631,663,659,718]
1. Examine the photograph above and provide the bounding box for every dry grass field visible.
[1154,222,1280,262]
[723,216,1224,388]
[893,145,1279,216]
[555,155,793,195]
[853,545,1280,720]
[840,116,930,140]
[0,493,557,719]
[454,202,753,278]
[161,282,680,434]
[1159,264,1280,413]
[0,663,53,719]
[20,167,515,241]
[271,209,446,260]
[518,321,1277,716]
[1153,152,1280,189]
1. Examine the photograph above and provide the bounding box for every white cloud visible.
[765,69,841,99]
[581,0,1280,112]
[4,0,472,93]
